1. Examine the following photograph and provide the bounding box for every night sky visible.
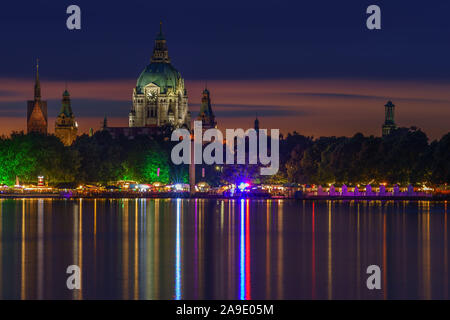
[1,0,449,139]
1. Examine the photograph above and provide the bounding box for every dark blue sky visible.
[2,0,450,81]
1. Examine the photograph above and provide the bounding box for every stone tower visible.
[55,90,78,146]
[129,22,190,129]
[382,100,396,137]
[197,87,217,130]
[27,60,48,134]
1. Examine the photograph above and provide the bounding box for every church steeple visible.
[197,87,216,130]
[151,21,170,63]
[27,59,48,134]
[55,89,78,146]
[34,59,41,100]
[200,88,213,117]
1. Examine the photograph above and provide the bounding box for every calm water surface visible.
[0,199,448,299]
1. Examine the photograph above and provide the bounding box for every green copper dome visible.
[136,62,181,94]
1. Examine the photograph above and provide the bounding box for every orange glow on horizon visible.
[1,78,449,139]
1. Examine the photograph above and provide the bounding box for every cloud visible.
[0,107,23,117]
[282,92,450,104]
[0,90,20,98]
[0,99,130,118]
[0,78,449,139]
[0,78,134,103]
[56,99,130,117]
[190,103,311,118]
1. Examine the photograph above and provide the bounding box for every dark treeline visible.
[202,127,450,187]
[0,127,449,187]
[281,127,450,186]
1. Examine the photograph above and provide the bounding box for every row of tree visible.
[214,127,449,186]
[0,131,187,186]
[0,127,448,187]
[282,127,450,186]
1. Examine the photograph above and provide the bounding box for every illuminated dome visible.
[136,62,181,94]
[129,23,190,129]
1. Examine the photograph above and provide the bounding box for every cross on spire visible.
[34,58,41,100]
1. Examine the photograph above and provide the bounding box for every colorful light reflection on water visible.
[0,199,448,299]
[175,198,181,300]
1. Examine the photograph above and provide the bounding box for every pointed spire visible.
[156,20,165,40]
[203,81,210,95]
[34,58,41,100]
[151,22,170,63]
[103,115,108,129]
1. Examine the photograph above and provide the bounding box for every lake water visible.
[0,198,448,299]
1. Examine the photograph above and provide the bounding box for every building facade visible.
[27,61,48,134]
[129,23,190,129]
[382,100,396,137]
[55,90,78,146]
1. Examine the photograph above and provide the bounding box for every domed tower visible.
[130,22,190,129]
[55,89,78,146]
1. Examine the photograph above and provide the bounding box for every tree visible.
[142,146,170,184]
[72,131,124,185]
[431,133,450,184]
[378,127,429,184]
